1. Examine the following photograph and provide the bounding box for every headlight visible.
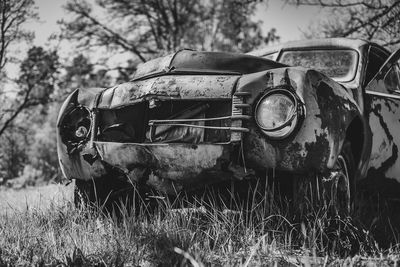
[59,106,92,151]
[255,89,300,139]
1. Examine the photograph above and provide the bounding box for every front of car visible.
[57,45,363,198]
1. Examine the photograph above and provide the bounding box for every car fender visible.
[57,87,105,181]
[236,67,364,173]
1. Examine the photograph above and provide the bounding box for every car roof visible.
[249,38,382,57]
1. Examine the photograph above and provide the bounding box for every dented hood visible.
[98,50,285,109]
[97,75,240,109]
[133,50,286,80]
[97,50,287,109]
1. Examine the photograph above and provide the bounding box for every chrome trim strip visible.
[149,123,249,132]
[149,115,251,124]
[234,103,252,108]
[365,90,400,100]
[234,91,252,96]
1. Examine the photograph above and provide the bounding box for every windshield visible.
[278,49,358,82]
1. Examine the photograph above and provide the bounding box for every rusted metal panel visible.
[236,67,360,172]
[365,82,400,183]
[133,49,286,81]
[97,75,239,109]
[133,53,175,80]
[57,136,92,181]
[57,42,385,196]
[94,142,233,194]
[170,50,286,74]
[249,38,371,108]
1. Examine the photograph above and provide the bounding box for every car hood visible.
[97,50,286,109]
[132,49,287,80]
[97,74,239,109]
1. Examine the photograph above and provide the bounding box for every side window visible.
[365,46,389,86]
[384,63,400,93]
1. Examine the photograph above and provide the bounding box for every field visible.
[0,183,400,266]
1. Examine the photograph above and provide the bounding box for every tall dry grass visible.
[1,183,400,266]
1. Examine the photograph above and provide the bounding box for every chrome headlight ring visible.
[255,88,304,139]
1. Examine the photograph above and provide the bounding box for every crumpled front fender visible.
[95,142,233,193]
[57,87,105,180]
[59,141,241,195]
[236,67,363,172]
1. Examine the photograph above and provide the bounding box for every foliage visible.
[0,0,37,78]
[0,106,59,184]
[288,0,400,49]
[25,104,60,182]
[17,47,59,105]
[59,0,279,80]
[0,46,60,183]
[57,54,112,98]
[0,46,59,138]
[0,126,29,182]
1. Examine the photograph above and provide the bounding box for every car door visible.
[364,49,400,182]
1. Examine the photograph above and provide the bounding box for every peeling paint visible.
[57,41,400,197]
[97,75,239,109]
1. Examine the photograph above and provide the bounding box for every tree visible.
[63,54,111,89]
[54,54,112,99]
[0,0,37,78]
[0,126,28,181]
[0,46,59,136]
[0,47,60,182]
[288,0,400,48]
[60,0,277,71]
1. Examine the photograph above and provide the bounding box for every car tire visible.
[328,140,355,216]
[294,140,355,217]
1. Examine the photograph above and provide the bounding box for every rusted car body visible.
[57,38,400,207]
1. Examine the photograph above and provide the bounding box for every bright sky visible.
[8,0,321,79]
[30,0,320,45]
[255,1,320,42]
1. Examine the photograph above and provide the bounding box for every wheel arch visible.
[344,115,370,180]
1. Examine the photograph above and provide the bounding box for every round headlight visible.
[255,90,298,139]
[59,106,92,148]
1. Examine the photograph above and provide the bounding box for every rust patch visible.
[92,142,240,194]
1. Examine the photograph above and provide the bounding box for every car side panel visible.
[365,84,400,183]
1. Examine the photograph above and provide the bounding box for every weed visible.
[0,183,400,266]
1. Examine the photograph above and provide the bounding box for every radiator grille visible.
[97,99,237,144]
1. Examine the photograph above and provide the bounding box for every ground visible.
[0,183,74,215]
[0,183,400,266]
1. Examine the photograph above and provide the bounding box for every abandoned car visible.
[57,38,400,212]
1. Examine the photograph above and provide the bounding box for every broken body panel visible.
[364,49,400,188]
[57,48,364,195]
[58,40,400,196]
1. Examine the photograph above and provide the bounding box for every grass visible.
[0,182,400,266]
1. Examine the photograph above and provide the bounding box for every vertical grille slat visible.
[231,95,244,142]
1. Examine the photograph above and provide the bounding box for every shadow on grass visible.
[1,179,400,266]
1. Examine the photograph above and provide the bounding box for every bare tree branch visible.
[0,0,37,76]
[288,0,400,49]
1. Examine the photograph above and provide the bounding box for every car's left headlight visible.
[255,89,302,139]
[59,106,92,152]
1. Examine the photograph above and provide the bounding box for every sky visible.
[8,0,321,79]
[29,0,320,46]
